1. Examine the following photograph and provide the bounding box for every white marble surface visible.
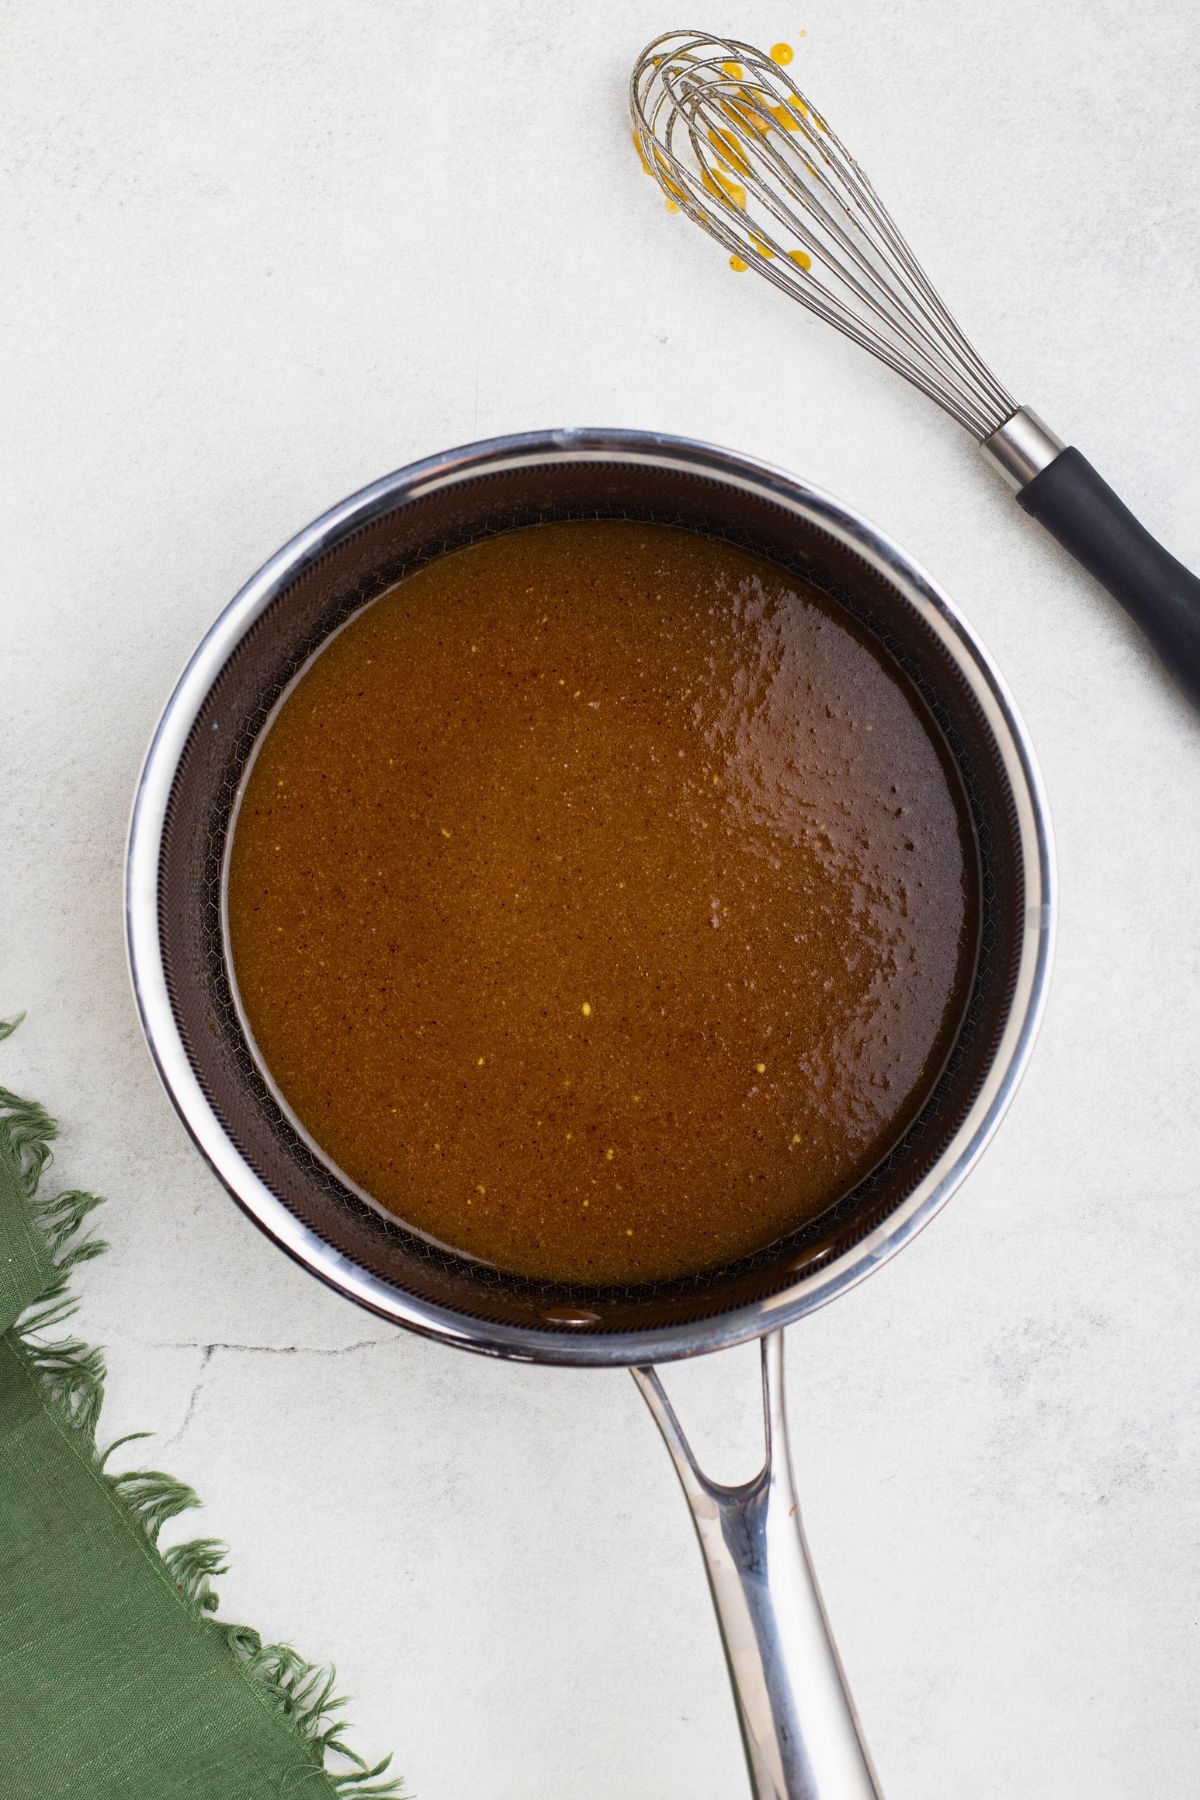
[5,1,1200,1794]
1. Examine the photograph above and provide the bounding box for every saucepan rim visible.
[125,426,1054,1366]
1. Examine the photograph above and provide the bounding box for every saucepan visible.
[126,428,1054,1799]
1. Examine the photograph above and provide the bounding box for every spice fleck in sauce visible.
[227,522,976,1284]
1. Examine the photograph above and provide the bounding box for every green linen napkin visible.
[0,1019,403,1799]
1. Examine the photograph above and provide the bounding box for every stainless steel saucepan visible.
[126,428,1054,1799]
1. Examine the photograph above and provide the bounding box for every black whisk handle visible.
[1016,446,1200,710]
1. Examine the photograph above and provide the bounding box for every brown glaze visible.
[226,521,977,1284]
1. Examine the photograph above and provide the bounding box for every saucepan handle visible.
[632,1332,882,1800]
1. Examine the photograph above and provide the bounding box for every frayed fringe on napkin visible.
[0,1016,404,1799]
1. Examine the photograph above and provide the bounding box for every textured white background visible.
[4,2,1200,1795]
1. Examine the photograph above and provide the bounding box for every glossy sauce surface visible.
[227,522,976,1283]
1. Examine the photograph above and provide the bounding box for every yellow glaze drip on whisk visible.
[629,30,1016,439]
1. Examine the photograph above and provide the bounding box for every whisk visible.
[631,30,1200,708]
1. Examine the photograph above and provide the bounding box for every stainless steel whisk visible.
[631,30,1200,708]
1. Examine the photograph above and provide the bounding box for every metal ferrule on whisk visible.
[981,408,1066,490]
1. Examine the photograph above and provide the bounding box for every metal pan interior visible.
[127,430,1052,1364]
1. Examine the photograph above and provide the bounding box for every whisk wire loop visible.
[631,31,1017,440]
